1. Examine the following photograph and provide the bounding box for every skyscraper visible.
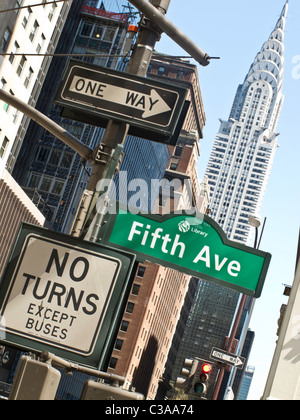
[0,0,72,172]
[0,0,72,390]
[237,366,255,400]
[170,2,288,400]
[206,2,288,244]
[0,0,73,284]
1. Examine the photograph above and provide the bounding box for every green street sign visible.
[0,223,135,369]
[101,207,271,298]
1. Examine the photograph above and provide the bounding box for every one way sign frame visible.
[55,60,188,144]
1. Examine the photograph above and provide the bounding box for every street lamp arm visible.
[0,89,93,162]
[128,0,211,66]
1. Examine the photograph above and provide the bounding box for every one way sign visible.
[55,60,187,141]
[68,75,172,120]
[210,348,245,370]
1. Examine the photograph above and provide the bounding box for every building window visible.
[80,22,93,37]
[174,146,183,157]
[51,180,65,196]
[3,90,14,112]
[79,21,117,44]
[126,302,135,314]
[49,149,62,166]
[36,146,50,162]
[40,176,52,192]
[2,29,11,52]
[109,357,118,370]
[131,284,141,296]
[114,339,124,351]
[0,137,9,158]
[12,109,19,123]
[14,1,23,14]
[29,20,39,42]
[9,41,20,64]
[158,66,165,75]
[36,33,46,54]
[16,55,27,77]
[177,70,184,79]
[103,27,116,42]
[24,67,34,88]
[22,7,32,28]
[92,25,104,39]
[120,320,129,332]
[137,265,146,277]
[28,173,41,189]
[61,152,74,168]
[48,3,57,21]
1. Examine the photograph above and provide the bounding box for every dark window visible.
[137,266,146,277]
[126,302,135,314]
[109,357,118,370]
[2,28,11,52]
[120,320,129,332]
[131,284,141,296]
[115,339,123,351]
[36,146,50,162]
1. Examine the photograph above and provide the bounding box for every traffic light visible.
[81,380,145,400]
[9,356,61,400]
[193,362,213,396]
[175,358,199,392]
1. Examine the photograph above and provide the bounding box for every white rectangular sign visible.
[210,347,245,369]
[0,234,121,356]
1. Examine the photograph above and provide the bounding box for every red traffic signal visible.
[193,362,213,396]
[199,363,212,383]
[201,363,212,374]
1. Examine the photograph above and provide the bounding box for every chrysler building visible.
[205,1,288,245]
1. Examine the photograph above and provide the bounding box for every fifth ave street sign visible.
[55,60,187,139]
[0,223,135,369]
[101,207,271,298]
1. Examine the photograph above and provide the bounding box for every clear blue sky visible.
[156,0,300,400]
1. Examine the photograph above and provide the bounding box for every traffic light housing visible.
[175,358,199,392]
[9,356,61,400]
[81,380,145,400]
[193,362,213,396]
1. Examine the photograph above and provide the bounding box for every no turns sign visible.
[0,224,135,368]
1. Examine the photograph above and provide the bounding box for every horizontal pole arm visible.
[40,351,125,385]
[128,0,210,66]
[0,89,93,162]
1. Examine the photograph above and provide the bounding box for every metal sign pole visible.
[71,0,173,238]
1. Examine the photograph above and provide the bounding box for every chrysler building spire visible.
[230,0,288,132]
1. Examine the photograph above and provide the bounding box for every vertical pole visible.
[212,222,264,400]
[71,0,171,238]
[211,294,247,400]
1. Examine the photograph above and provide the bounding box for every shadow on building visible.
[132,336,158,398]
